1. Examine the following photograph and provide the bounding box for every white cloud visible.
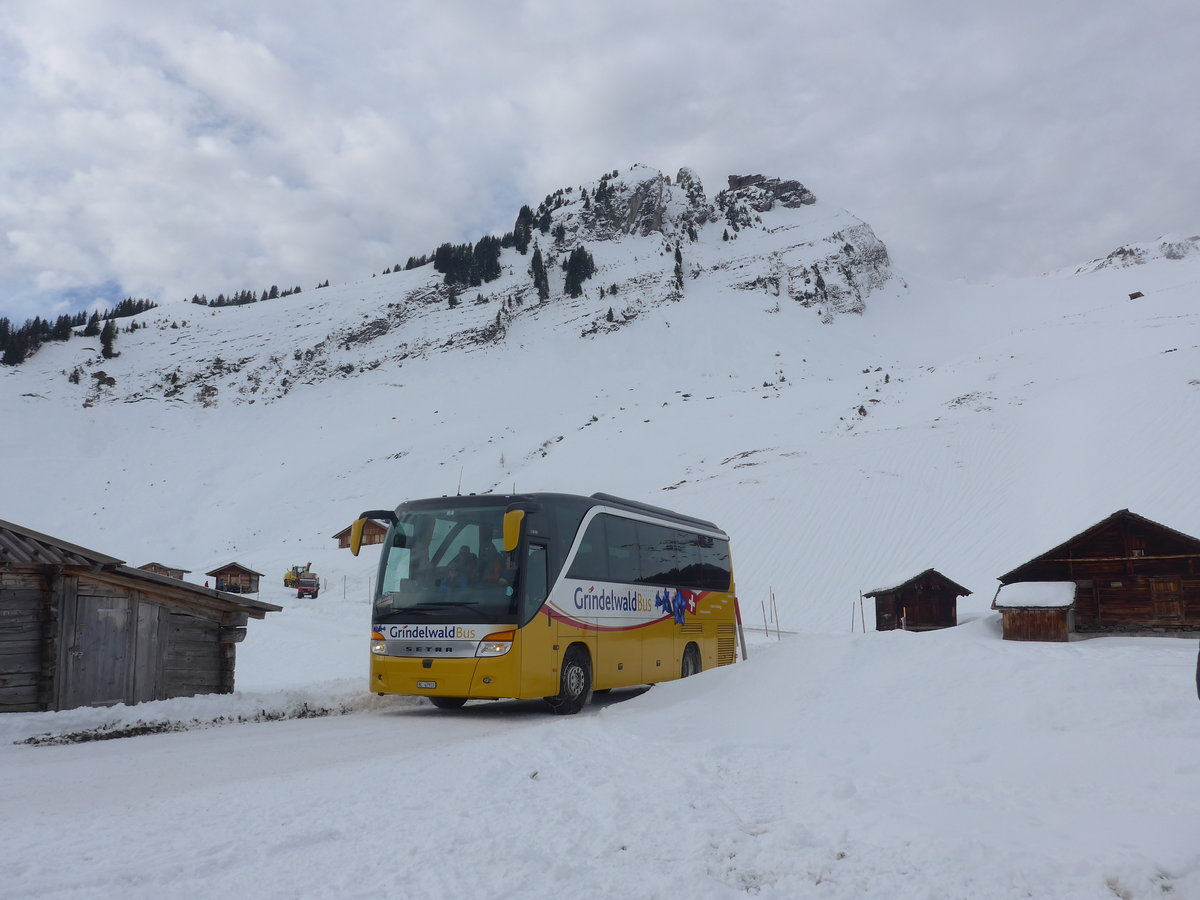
[1,0,1197,320]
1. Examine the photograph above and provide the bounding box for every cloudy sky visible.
[1,0,1196,322]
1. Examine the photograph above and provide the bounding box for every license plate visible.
[417,681,437,689]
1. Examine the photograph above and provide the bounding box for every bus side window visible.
[606,515,640,584]
[637,522,679,586]
[566,517,608,580]
[701,538,732,591]
[522,542,549,621]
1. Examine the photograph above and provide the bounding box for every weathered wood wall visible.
[2,568,246,712]
[1001,608,1071,642]
[874,586,958,631]
[0,571,46,712]
[1072,576,1200,631]
[1004,515,1200,633]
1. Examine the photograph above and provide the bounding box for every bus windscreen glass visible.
[373,505,517,623]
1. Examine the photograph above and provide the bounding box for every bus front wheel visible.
[546,646,593,715]
[429,696,467,710]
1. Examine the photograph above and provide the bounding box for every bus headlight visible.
[476,631,514,657]
[371,631,387,655]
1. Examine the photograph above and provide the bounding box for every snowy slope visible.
[1,619,1198,899]
[3,223,1198,631]
[2,177,1200,897]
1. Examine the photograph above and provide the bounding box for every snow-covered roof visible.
[992,582,1076,609]
[864,568,971,597]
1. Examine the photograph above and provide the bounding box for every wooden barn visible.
[333,519,388,550]
[139,562,190,580]
[864,569,971,631]
[996,509,1200,636]
[205,562,263,594]
[991,582,1077,642]
[0,519,279,713]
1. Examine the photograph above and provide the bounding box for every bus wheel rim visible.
[565,665,585,697]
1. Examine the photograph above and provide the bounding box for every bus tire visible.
[429,696,467,710]
[546,645,593,715]
[681,644,702,678]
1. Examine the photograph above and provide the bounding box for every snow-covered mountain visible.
[4,171,1200,898]
[2,168,1198,636]
[14,165,894,407]
[1071,232,1200,273]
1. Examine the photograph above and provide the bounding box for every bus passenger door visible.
[518,541,559,698]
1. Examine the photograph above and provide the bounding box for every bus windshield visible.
[372,504,517,624]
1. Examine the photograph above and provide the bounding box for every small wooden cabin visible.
[333,519,388,550]
[991,582,1076,641]
[997,509,1200,635]
[864,569,971,631]
[0,519,279,712]
[139,562,190,580]
[205,563,263,594]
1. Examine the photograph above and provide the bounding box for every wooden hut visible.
[139,562,190,580]
[333,519,388,550]
[205,563,263,594]
[864,569,971,631]
[996,509,1200,636]
[0,519,279,713]
[991,582,1076,642]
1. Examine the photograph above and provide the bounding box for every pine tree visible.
[513,205,534,255]
[83,312,101,337]
[51,315,73,341]
[530,243,550,301]
[100,319,117,359]
[474,235,502,283]
[1,329,29,366]
[563,246,596,298]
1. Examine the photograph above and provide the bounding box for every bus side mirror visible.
[503,510,525,552]
[349,518,368,557]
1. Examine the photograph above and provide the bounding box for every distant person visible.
[1195,641,1199,701]
[447,545,477,587]
[478,540,504,584]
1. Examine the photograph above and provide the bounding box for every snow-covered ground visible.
[2,611,1198,898]
[3,218,1200,896]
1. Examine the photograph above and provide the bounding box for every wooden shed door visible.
[131,602,167,704]
[62,594,133,709]
[1150,578,1182,621]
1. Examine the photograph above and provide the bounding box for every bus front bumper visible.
[370,653,519,700]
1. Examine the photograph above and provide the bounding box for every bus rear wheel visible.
[429,696,467,710]
[546,646,593,715]
[681,644,702,678]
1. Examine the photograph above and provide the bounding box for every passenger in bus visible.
[447,545,478,587]
[477,538,504,584]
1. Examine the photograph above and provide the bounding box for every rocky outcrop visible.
[54,164,899,406]
[784,224,893,320]
[717,175,817,227]
[1074,234,1200,273]
[571,165,715,242]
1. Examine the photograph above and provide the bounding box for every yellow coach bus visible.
[350,492,741,714]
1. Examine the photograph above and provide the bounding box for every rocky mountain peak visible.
[19,163,900,407]
[1073,233,1200,274]
[717,175,817,229]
